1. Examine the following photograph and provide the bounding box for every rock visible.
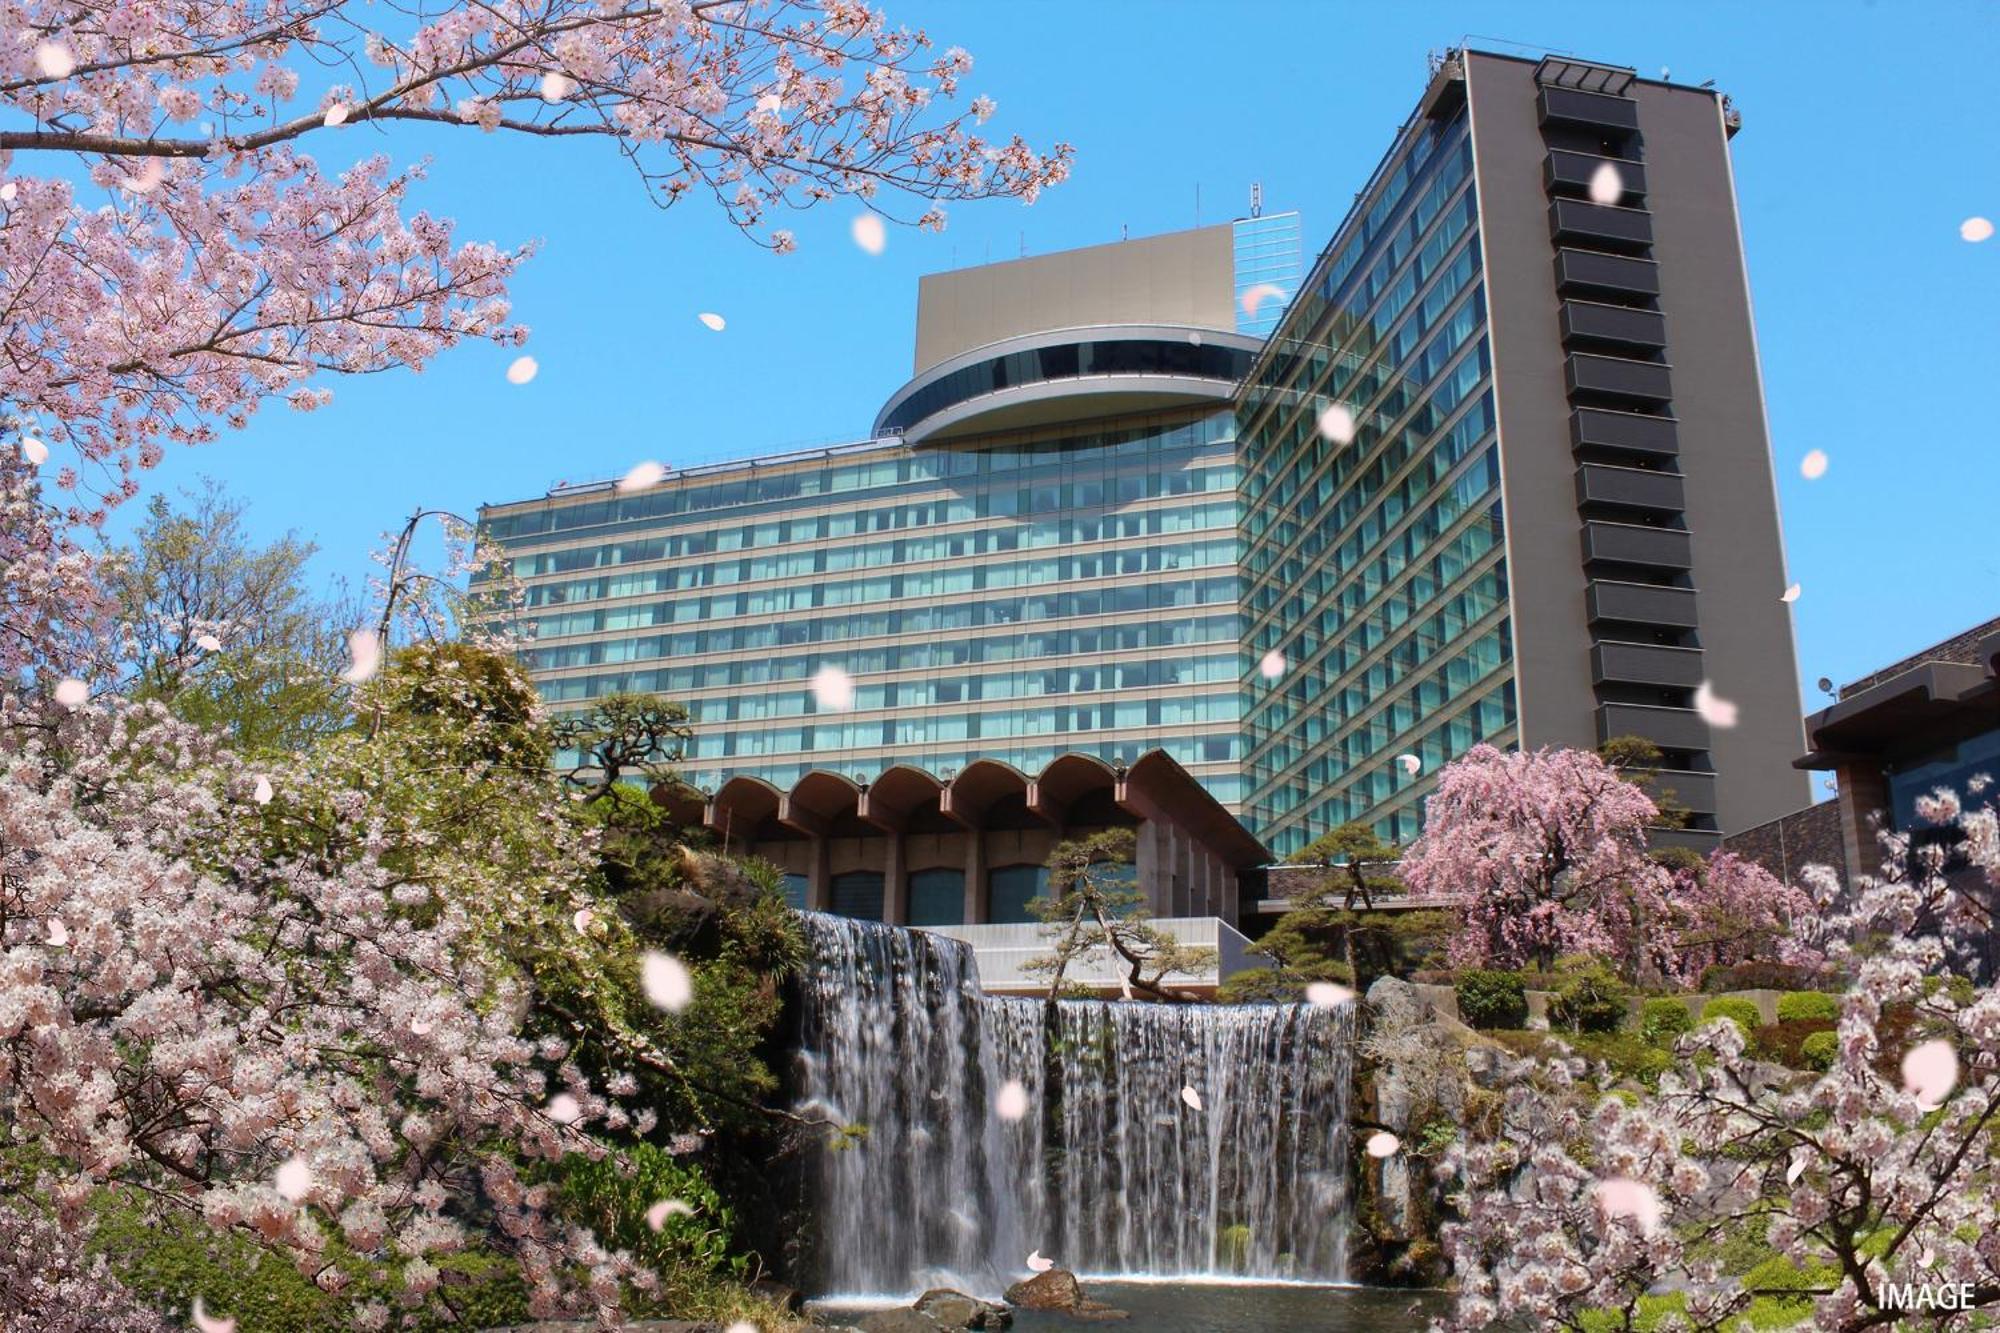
[1001,1269,1126,1321]
[751,1278,805,1313]
[857,1310,947,1333]
[1365,975,1422,1031]
[914,1288,1012,1329]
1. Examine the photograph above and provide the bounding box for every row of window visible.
[786,862,1127,927]
[878,339,1255,435]
[501,464,1235,578]
[521,502,1239,608]
[522,577,1241,668]
[530,613,1241,696]
[525,540,1237,640]
[675,701,1243,760]
[682,654,1239,723]
[479,413,1239,545]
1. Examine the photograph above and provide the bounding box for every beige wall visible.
[914,226,1237,372]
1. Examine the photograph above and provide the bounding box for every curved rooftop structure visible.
[872,323,1261,446]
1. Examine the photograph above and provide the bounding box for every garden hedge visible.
[1700,995,1763,1040]
[1775,991,1840,1024]
[1640,997,1697,1047]
[1455,969,1529,1029]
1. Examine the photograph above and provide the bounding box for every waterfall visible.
[793,913,1355,1298]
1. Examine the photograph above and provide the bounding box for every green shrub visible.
[1700,996,1763,1039]
[1775,991,1839,1023]
[1549,956,1630,1034]
[1753,1018,1837,1069]
[1640,997,1696,1047]
[1800,1030,1839,1070]
[1566,1031,1673,1087]
[1456,968,1529,1029]
[552,1142,742,1282]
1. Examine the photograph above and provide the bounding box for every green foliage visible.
[370,639,551,771]
[1565,1031,1673,1086]
[1775,991,1840,1023]
[1028,830,1213,1000]
[1456,968,1529,1029]
[1640,997,1697,1047]
[1289,822,1402,909]
[1577,1290,1687,1332]
[1740,1255,1842,1329]
[1701,996,1763,1039]
[553,1143,742,1282]
[552,692,694,801]
[1215,953,1352,1002]
[1801,1029,1839,1071]
[1548,956,1631,1034]
[1754,1018,1838,1069]
[89,1189,529,1332]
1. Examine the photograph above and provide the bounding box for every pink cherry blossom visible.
[1305,981,1354,1007]
[1962,216,1995,243]
[1781,583,1802,603]
[1025,1250,1055,1273]
[341,629,381,682]
[1902,1039,1959,1108]
[617,461,667,492]
[1365,1131,1401,1158]
[1593,1177,1662,1235]
[191,1297,236,1333]
[1180,1085,1203,1112]
[52,676,87,707]
[852,214,888,255]
[1588,161,1624,205]
[273,1156,312,1202]
[1694,679,1739,728]
[645,1198,696,1230]
[812,665,856,709]
[507,355,540,386]
[698,312,728,332]
[1240,282,1286,319]
[1258,650,1286,681]
[1800,448,1830,480]
[640,950,694,1011]
[1316,402,1357,445]
[994,1078,1031,1121]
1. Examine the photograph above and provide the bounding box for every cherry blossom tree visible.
[0,0,1072,513]
[1655,850,1824,988]
[1401,744,1669,973]
[1437,783,2000,1333]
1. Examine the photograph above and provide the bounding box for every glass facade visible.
[1234,212,1305,339]
[1235,104,1517,857]
[482,409,1246,806]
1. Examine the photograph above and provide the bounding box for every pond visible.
[817,1281,1449,1333]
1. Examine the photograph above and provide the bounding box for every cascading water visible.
[793,913,1356,1298]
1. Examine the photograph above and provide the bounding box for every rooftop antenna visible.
[1121,223,1128,241]
[1019,230,1026,258]
[1250,181,1263,219]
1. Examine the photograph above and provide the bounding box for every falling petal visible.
[252,775,274,805]
[121,159,165,194]
[1316,402,1357,445]
[1305,981,1355,1008]
[53,677,88,708]
[21,437,48,466]
[645,1198,696,1230]
[1240,282,1287,319]
[1961,216,1994,243]
[546,1093,582,1125]
[1258,650,1286,681]
[1693,680,1739,729]
[1780,583,1801,604]
[1365,1131,1400,1159]
[851,214,887,255]
[572,907,595,933]
[1187,331,1203,347]
[1396,753,1422,776]
[1588,161,1625,205]
[995,1079,1031,1122]
[1180,1085,1202,1112]
[410,1015,433,1036]
[195,632,222,652]
[1902,1039,1959,1109]
[811,665,855,710]
[0,182,13,202]
[617,460,666,492]
[323,103,349,128]
[274,1156,312,1202]
[1026,1250,1055,1273]
[540,71,574,102]
[1785,1155,1807,1187]
[192,1296,237,1333]
[341,629,380,683]
[698,312,727,332]
[1800,449,1829,480]
[45,920,68,947]
[506,355,538,386]
[755,93,782,113]
[641,950,694,1011]
[34,42,74,79]
[725,1323,759,1333]
[1594,1176,1662,1235]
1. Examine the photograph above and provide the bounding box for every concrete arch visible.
[941,758,1033,829]
[1027,751,1119,825]
[707,774,785,851]
[859,764,946,832]
[782,769,864,837]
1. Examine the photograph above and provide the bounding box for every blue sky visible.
[127,0,1997,717]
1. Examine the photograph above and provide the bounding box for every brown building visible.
[1726,615,2000,887]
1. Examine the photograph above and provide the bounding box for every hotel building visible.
[479,45,1811,932]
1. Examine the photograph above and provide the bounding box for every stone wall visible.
[1722,797,1848,888]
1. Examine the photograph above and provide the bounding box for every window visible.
[780,873,809,911]
[908,869,965,927]
[830,871,885,921]
[988,864,1048,924]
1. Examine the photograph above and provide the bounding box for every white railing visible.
[922,916,1266,995]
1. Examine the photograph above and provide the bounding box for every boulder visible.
[914,1288,1012,1329]
[1001,1269,1127,1321]
[857,1310,947,1333]
[751,1278,805,1313]
[1365,975,1423,1032]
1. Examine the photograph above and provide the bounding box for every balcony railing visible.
[1576,462,1687,512]
[1572,406,1680,458]
[1554,249,1661,299]
[1549,198,1655,253]
[1538,86,1641,132]
[1592,639,1707,689]
[1581,520,1694,570]
[1545,150,1647,200]
[1587,579,1701,629]
[1561,301,1668,352]
[1567,352,1674,405]
[1596,702,1712,751]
